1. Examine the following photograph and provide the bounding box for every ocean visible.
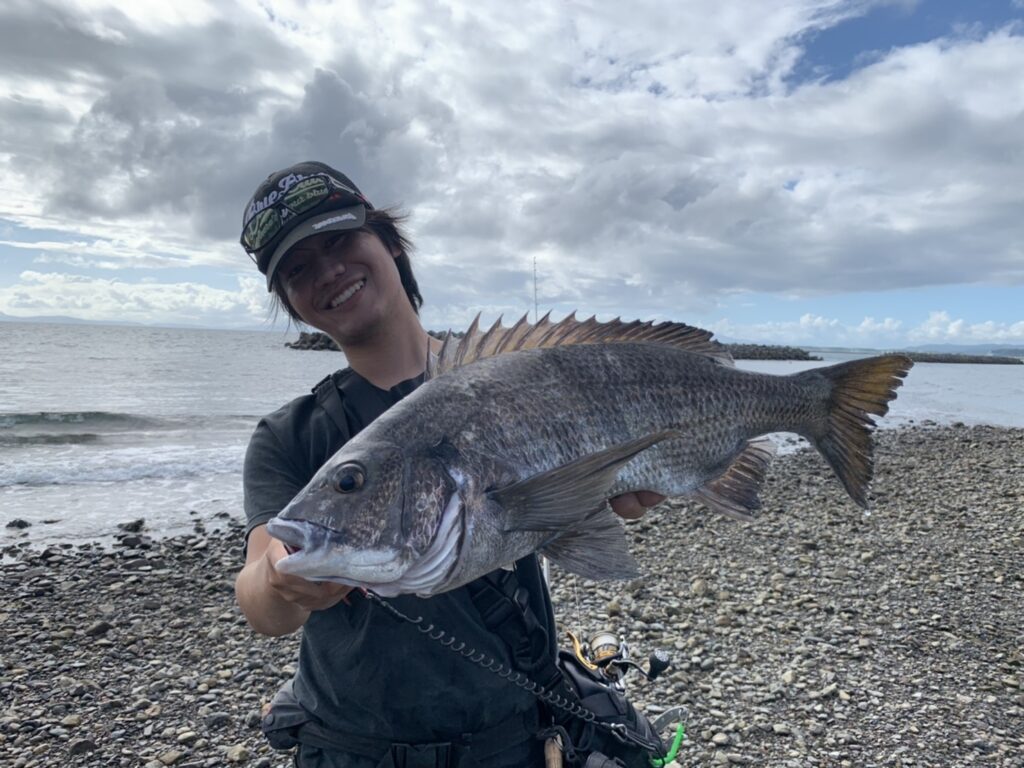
[1,321,1021,546]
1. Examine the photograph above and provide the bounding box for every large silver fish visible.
[267,315,912,597]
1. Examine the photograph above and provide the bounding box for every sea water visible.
[1,322,340,545]
[1,322,1021,545]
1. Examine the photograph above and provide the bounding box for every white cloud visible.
[907,310,1024,343]
[0,0,1021,334]
[711,310,1023,346]
[857,316,902,333]
[0,270,268,328]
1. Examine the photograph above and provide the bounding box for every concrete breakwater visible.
[286,331,824,361]
[722,344,821,361]
[902,352,1022,365]
[287,331,1024,364]
[1,424,1021,767]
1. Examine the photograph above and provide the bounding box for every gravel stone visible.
[1,425,1020,767]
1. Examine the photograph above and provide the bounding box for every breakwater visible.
[286,332,823,361]
[903,352,1022,365]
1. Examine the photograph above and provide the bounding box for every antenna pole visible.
[533,255,539,323]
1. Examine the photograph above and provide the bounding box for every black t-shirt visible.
[243,369,555,744]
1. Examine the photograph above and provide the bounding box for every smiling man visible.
[233,161,662,767]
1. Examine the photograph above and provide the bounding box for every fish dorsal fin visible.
[427,312,732,379]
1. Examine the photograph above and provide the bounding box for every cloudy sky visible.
[1,0,1022,348]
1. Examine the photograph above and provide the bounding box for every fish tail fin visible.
[799,354,913,507]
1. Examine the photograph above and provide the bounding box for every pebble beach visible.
[2,424,1021,767]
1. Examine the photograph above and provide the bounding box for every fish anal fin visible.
[492,430,680,531]
[694,439,775,521]
[541,510,639,581]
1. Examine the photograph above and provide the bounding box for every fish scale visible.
[440,345,778,493]
[268,318,912,597]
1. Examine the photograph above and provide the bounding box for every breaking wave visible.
[0,411,168,430]
[0,411,257,488]
[0,433,102,446]
[0,443,247,488]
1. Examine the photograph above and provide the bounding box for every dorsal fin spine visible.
[425,311,733,380]
[496,313,531,355]
[454,315,482,368]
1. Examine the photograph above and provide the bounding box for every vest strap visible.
[312,371,351,440]
[293,705,539,764]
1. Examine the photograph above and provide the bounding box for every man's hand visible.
[262,537,353,612]
[236,524,352,636]
[610,491,666,520]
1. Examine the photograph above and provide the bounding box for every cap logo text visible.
[245,172,311,225]
[312,213,357,230]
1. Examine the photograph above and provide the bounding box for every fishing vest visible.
[259,369,557,767]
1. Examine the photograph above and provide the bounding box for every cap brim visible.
[264,205,367,290]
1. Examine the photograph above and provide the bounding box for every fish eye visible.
[332,463,365,493]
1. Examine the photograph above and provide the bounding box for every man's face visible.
[277,229,407,345]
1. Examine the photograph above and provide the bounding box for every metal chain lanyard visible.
[361,591,660,753]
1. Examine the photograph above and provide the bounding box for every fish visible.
[266,313,912,597]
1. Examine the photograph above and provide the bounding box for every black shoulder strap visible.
[312,371,351,441]
[466,562,558,681]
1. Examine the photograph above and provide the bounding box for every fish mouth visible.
[266,518,408,584]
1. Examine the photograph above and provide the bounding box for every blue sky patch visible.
[789,0,1023,85]
[713,283,1024,328]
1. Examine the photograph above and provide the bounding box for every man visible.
[234,161,662,767]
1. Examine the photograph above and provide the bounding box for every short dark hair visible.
[270,207,423,324]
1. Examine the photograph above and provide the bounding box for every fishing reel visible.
[567,629,671,690]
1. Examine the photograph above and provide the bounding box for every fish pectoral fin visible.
[540,509,639,581]
[693,438,775,521]
[491,430,681,531]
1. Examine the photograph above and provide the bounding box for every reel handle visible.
[646,648,671,681]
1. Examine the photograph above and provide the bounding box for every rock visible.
[203,712,231,729]
[965,738,995,753]
[286,331,340,351]
[712,732,731,746]
[225,744,250,763]
[84,620,113,637]
[117,518,146,532]
[5,519,30,529]
[158,750,184,765]
[69,739,98,755]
